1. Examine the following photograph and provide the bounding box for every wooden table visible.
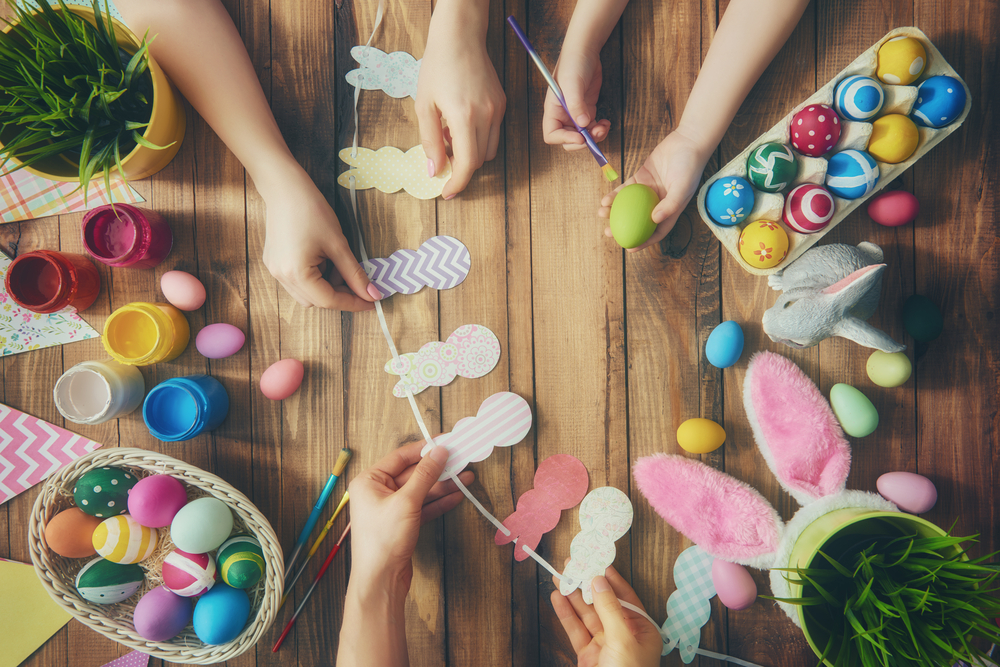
[3,0,996,665]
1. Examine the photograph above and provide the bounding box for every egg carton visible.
[696,27,972,275]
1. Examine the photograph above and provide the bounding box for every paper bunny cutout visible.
[633,351,897,625]
[559,486,634,603]
[363,236,471,297]
[496,454,589,561]
[338,145,452,199]
[344,46,420,99]
[660,546,716,662]
[762,242,905,353]
[386,325,500,397]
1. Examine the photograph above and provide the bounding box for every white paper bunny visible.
[559,487,633,604]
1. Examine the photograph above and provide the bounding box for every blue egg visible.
[825,150,880,199]
[833,75,884,122]
[192,582,251,645]
[706,321,744,369]
[911,75,965,128]
[705,177,754,226]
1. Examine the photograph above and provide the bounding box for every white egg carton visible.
[696,27,972,275]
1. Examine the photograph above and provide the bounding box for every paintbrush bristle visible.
[602,163,619,182]
[332,448,352,476]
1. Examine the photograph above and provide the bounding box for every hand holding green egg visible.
[609,183,660,249]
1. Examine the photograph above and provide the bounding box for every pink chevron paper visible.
[0,403,103,505]
[100,651,149,667]
[421,392,532,481]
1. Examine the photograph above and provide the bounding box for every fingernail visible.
[443,193,455,201]
[591,576,610,593]
[427,158,435,177]
[429,445,449,465]
[575,114,589,126]
[367,283,383,300]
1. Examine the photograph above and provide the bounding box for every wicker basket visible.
[28,447,284,664]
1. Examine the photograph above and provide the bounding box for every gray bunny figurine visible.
[762,242,905,353]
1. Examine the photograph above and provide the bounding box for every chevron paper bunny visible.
[385,324,500,397]
[633,351,898,625]
[344,46,420,99]
[559,487,634,603]
[363,236,471,297]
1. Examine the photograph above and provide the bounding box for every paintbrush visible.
[272,523,352,652]
[278,490,349,610]
[506,15,618,183]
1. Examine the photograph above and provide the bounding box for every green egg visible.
[609,184,659,249]
[866,350,912,387]
[902,294,943,342]
[829,383,879,438]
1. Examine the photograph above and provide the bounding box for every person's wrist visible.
[249,153,315,205]
[427,0,488,42]
[347,560,411,606]
[674,121,716,162]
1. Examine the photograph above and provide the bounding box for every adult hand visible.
[542,46,610,150]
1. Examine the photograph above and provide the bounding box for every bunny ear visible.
[633,454,782,568]
[743,352,851,505]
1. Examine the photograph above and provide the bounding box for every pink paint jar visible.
[81,204,173,268]
[5,250,101,313]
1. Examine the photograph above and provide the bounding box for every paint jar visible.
[4,250,101,313]
[143,375,229,442]
[81,204,173,269]
[103,302,190,366]
[53,359,145,425]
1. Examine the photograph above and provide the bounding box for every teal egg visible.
[217,534,265,589]
[193,583,251,645]
[902,294,943,341]
[830,383,879,437]
[73,467,138,518]
[609,184,659,249]
[75,557,144,604]
[705,321,744,369]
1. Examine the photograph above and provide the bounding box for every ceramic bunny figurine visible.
[762,242,905,353]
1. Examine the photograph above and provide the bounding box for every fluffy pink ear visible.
[743,351,851,505]
[633,454,782,568]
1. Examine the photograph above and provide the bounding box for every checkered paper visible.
[0,169,142,223]
[661,545,717,663]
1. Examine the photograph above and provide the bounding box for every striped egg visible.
[834,75,884,122]
[825,150,880,200]
[92,515,158,564]
[783,184,836,233]
[162,548,217,597]
[217,534,265,589]
[75,557,144,604]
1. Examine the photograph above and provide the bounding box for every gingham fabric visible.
[0,170,142,223]
[661,545,717,663]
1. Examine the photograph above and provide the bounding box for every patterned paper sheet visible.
[0,169,142,223]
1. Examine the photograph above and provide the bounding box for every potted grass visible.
[0,0,185,195]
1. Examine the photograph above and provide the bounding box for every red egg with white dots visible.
[783,184,836,233]
[790,104,841,157]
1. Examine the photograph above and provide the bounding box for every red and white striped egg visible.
[790,105,841,157]
[783,184,836,234]
[162,548,217,597]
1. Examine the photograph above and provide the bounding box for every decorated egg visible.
[867,190,919,227]
[705,321,744,369]
[193,583,251,645]
[783,184,835,234]
[75,557,144,604]
[609,183,659,249]
[160,270,206,311]
[746,142,797,193]
[833,75,885,122]
[876,35,926,85]
[877,471,937,514]
[902,294,943,341]
[825,150,880,200]
[676,418,726,454]
[170,497,234,553]
[705,177,754,226]
[711,560,756,611]
[738,221,788,269]
[128,474,188,528]
[195,323,246,359]
[46,507,102,558]
[829,383,878,438]
[866,350,912,388]
[134,586,193,642]
[92,514,158,564]
[790,105,841,157]
[217,534,266,589]
[260,358,304,401]
[911,75,966,128]
[73,467,137,518]
[867,114,919,164]
[162,549,217,597]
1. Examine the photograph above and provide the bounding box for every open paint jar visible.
[103,302,190,366]
[82,204,173,268]
[53,360,145,425]
[143,375,229,441]
[4,250,101,313]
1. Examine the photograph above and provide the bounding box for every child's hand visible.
[542,47,611,149]
[551,566,663,667]
[599,128,713,252]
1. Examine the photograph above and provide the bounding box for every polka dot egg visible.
[833,75,884,121]
[217,534,266,589]
[783,184,836,234]
[877,35,926,85]
[826,150,880,200]
[73,467,137,518]
[738,221,788,269]
[868,114,919,164]
[911,75,966,128]
[746,142,797,193]
[92,514,158,564]
[705,177,754,226]
[790,105,841,157]
[75,557,145,604]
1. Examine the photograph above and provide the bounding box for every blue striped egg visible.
[826,150,880,200]
[911,75,966,128]
[705,177,754,226]
[833,75,884,122]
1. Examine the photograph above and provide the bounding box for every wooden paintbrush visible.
[278,490,349,610]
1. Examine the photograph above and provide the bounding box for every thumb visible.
[326,234,381,302]
[401,445,450,503]
[651,184,691,225]
[556,67,590,128]
[590,576,631,640]
[417,103,448,178]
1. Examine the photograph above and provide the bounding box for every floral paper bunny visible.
[559,487,633,604]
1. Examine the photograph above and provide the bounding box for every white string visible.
[695,648,767,667]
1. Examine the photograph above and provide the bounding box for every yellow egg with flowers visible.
[738,221,788,269]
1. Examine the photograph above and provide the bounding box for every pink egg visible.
[162,549,217,597]
[195,323,246,359]
[783,184,836,234]
[134,586,192,641]
[876,471,937,514]
[160,270,206,311]
[867,190,919,227]
[790,104,841,157]
[711,559,757,610]
[260,358,304,401]
[128,475,188,528]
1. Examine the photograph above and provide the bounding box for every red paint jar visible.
[5,250,101,313]
[81,204,173,269]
